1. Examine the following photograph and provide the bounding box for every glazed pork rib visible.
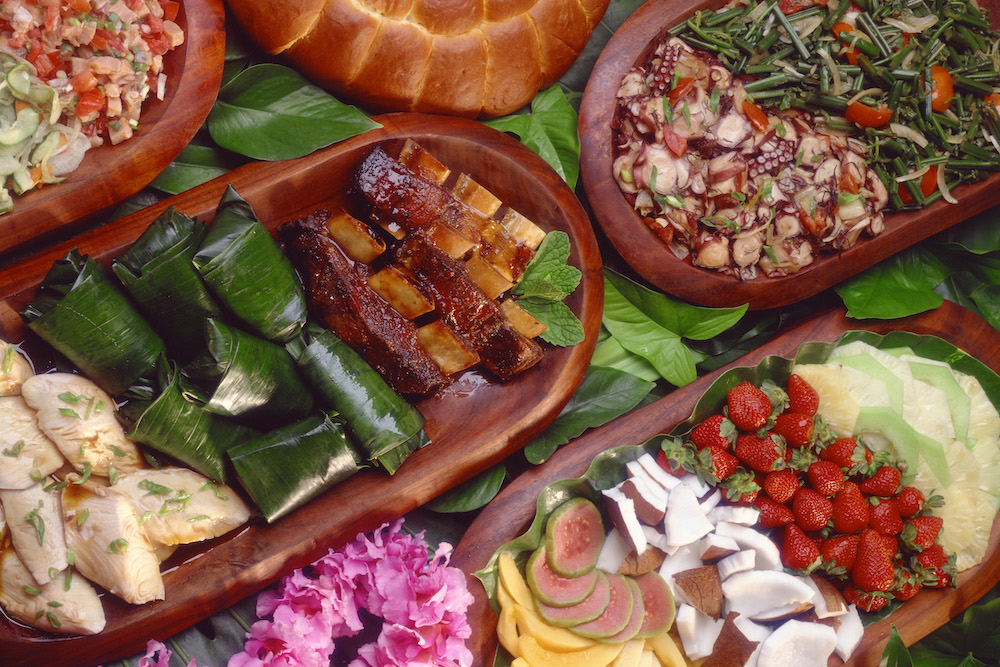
[280,141,549,394]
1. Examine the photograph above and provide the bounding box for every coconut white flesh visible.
[0,343,32,396]
[675,603,724,660]
[663,484,714,548]
[0,503,5,538]
[21,373,142,478]
[835,605,865,660]
[0,547,105,635]
[756,618,837,667]
[0,483,68,585]
[721,570,815,620]
[61,480,163,604]
[0,396,66,490]
[114,467,250,546]
[597,527,631,573]
[716,549,756,580]
[713,521,782,570]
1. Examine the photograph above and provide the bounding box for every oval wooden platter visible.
[0,0,226,256]
[0,113,604,667]
[451,299,1000,667]
[578,0,1000,311]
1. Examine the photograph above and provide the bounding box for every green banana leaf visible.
[127,364,259,482]
[183,319,313,423]
[228,412,364,522]
[475,330,1000,667]
[287,324,429,474]
[111,206,223,359]
[21,249,166,396]
[192,185,307,343]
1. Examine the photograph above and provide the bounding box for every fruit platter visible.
[452,300,1000,666]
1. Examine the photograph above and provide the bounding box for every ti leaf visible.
[836,247,951,319]
[425,464,507,513]
[602,270,747,387]
[208,64,381,161]
[524,364,655,464]
[150,142,246,195]
[484,85,581,188]
[880,626,914,667]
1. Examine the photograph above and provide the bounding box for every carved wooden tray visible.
[0,0,226,255]
[0,113,604,666]
[452,300,1000,666]
[579,0,1000,310]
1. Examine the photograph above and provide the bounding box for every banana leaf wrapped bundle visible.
[287,324,429,474]
[192,186,307,343]
[228,412,364,522]
[183,319,313,423]
[111,206,223,359]
[20,249,166,396]
[127,364,258,483]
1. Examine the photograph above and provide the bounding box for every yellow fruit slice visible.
[514,604,598,652]
[500,551,535,608]
[645,630,687,667]
[512,659,531,667]
[518,635,624,667]
[499,604,521,658]
[612,639,645,667]
[790,364,860,436]
[639,648,656,667]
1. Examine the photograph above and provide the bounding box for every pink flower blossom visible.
[229,519,473,667]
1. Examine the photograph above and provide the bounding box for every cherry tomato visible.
[75,88,105,118]
[897,165,938,204]
[667,77,696,104]
[663,126,687,157]
[925,66,954,113]
[845,101,892,127]
[741,99,769,132]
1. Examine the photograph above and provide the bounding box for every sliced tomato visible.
[779,0,826,14]
[741,99,769,132]
[924,65,954,113]
[44,2,60,31]
[70,70,98,93]
[667,77,696,104]
[831,22,860,65]
[986,92,1000,112]
[663,126,688,157]
[75,88,105,118]
[145,12,164,33]
[845,101,892,127]
[92,28,125,54]
[897,165,938,204]
[839,168,861,195]
[67,0,92,12]
[145,33,172,56]
[125,0,145,9]
[161,1,181,21]
[29,51,63,79]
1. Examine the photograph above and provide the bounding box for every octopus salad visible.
[613,34,889,279]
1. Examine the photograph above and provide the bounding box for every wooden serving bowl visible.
[452,299,1000,666]
[578,0,1000,310]
[0,0,226,256]
[0,113,604,666]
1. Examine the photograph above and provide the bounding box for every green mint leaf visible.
[517,298,584,347]
[513,231,581,300]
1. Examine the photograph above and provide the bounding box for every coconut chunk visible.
[675,603,725,660]
[708,504,761,526]
[604,487,647,554]
[722,570,815,621]
[756,618,838,666]
[716,549,756,580]
[663,484,714,547]
[699,533,740,563]
[714,522,782,570]
[596,527,631,573]
[834,605,865,660]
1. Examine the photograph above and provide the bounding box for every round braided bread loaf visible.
[226,0,610,118]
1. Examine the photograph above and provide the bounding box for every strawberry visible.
[859,465,902,497]
[699,445,740,482]
[773,412,814,448]
[734,432,786,473]
[756,496,795,529]
[787,373,819,415]
[656,438,698,477]
[762,468,799,503]
[792,487,833,532]
[807,460,844,496]
[690,414,737,451]
[913,544,957,588]
[880,534,900,560]
[721,469,761,504]
[726,381,772,431]
[782,523,822,573]
[901,515,943,552]
[820,437,873,474]
[820,533,860,574]
[893,486,926,517]
[843,584,890,612]
[892,568,922,601]
[852,528,896,592]
[832,481,869,534]
[868,497,903,536]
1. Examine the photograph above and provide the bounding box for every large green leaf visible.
[150,142,247,195]
[484,85,581,189]
[524,364,654,464]
[208,64,381,161]
[426,464,508,513]
[836,247,951,319]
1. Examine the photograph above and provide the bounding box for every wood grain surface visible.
[0,0,226,256]
[0,114,604,667]
[578,0,1000,310]
[451,299,1000,666]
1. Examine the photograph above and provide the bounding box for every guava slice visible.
[534,569,611,627]
[601,577,645,643]
[570,572,634,639]
[544,497,604,577]
[527,545,599,607]
[632,570,676,638]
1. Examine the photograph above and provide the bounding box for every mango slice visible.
[519,634,624,667]
[499,551,535,608]
[612,638,646,667]
[514,603,598,652]
[646,631,687,667]
[498,604,520,658]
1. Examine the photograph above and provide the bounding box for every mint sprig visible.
[511,231,584,346]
